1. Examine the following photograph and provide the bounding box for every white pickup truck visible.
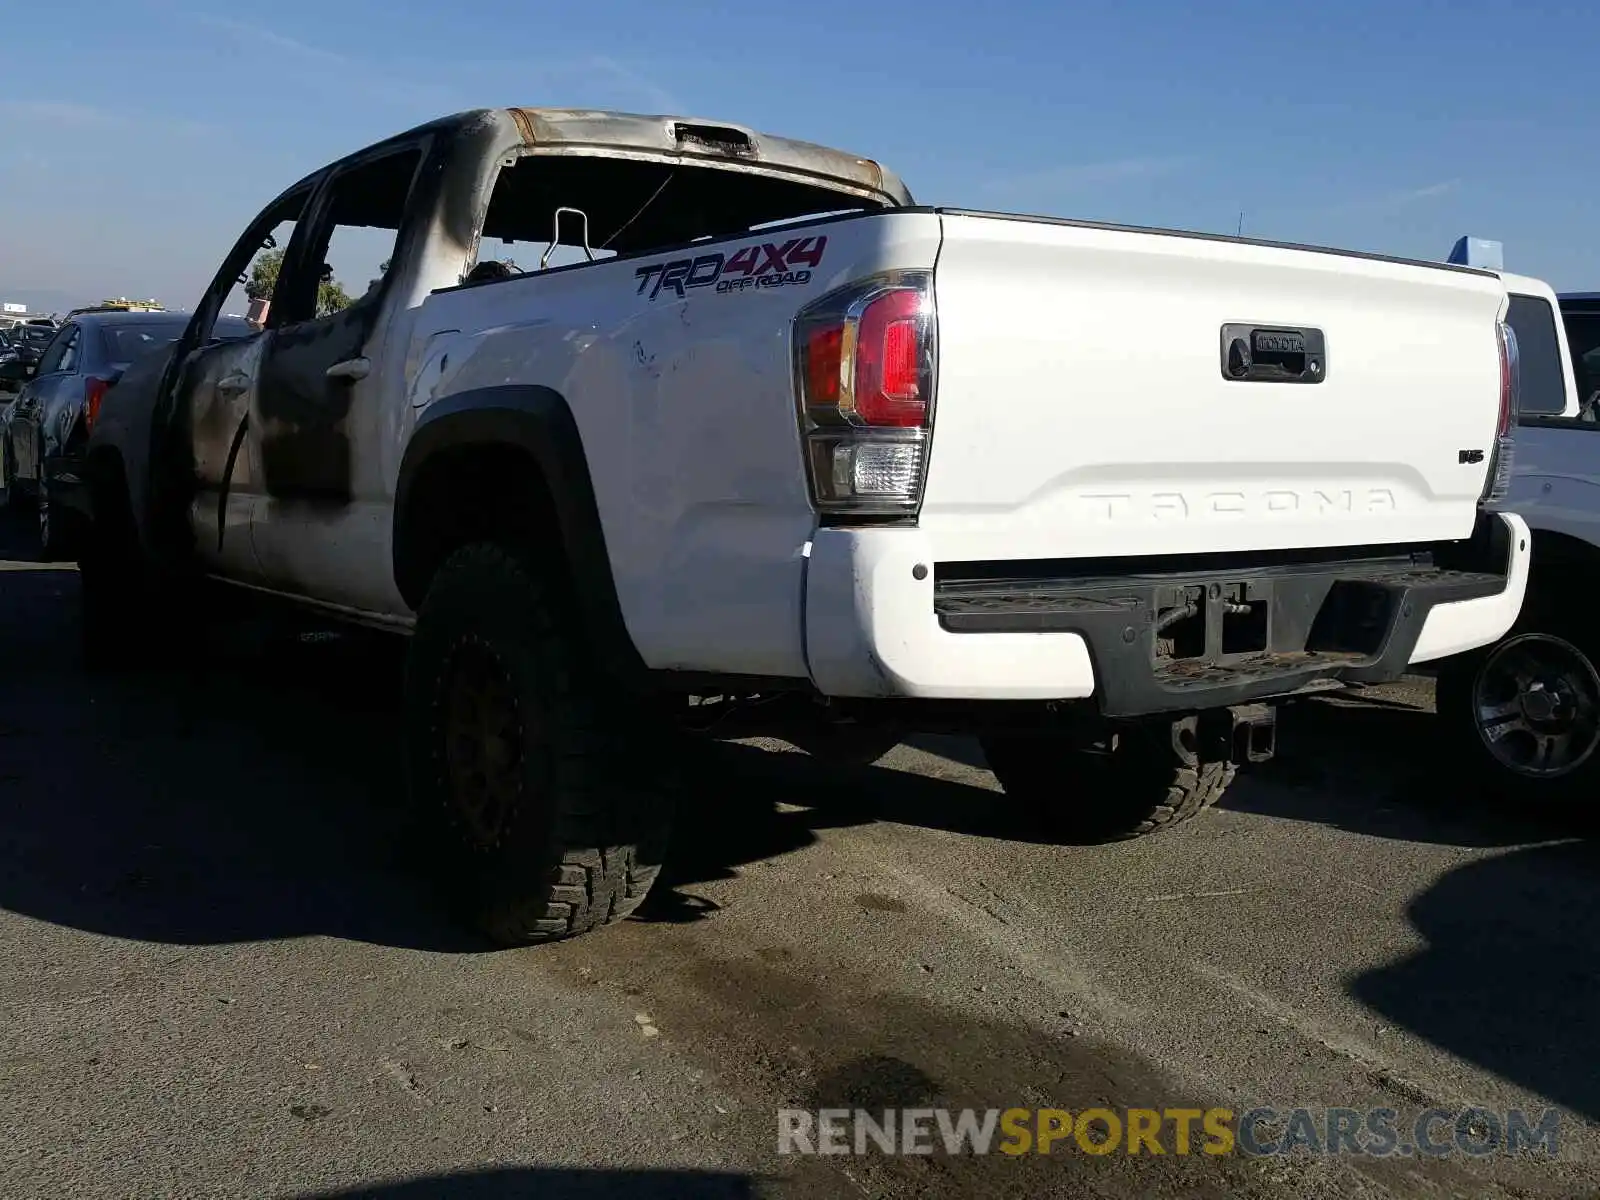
[78,107,1530,944]
[1435,273,1600,801]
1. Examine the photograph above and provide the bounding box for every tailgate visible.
[921,211,1508,561]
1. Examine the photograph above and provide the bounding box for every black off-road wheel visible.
[405,542,673,946]
[980,724,1237,843]
[1436,600,1600,813]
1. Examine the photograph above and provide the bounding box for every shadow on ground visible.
[805,697,1592,852]
[1224,692,1594,848]
[0,558,482,951]
[648,731,1067,917]
[1352,838,1600,1121]
[1229,688,1600,1119]
[0,511,1008,951]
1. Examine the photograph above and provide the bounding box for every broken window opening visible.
[463,153,883,286]
[468,205,616,283]
[302,146,425,320]
[219,190,311,335]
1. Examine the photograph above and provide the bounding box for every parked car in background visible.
[0,310,251,555]
[0,318,52,335]
[0,329,18,391]
[0,323,55,391]
[1437,272,1600,804]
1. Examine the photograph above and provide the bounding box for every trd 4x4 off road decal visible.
[634,236,827,300]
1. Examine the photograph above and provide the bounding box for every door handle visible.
[326,356,371,382]
[217,371,251,396]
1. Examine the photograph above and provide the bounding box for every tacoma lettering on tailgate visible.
[1078,488,1399,520]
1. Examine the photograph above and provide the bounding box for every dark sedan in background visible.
[0,311,253,555]
[0,323,57,395]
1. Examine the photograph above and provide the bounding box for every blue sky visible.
[0,0,1594,313]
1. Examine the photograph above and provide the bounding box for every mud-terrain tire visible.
[405,542,672,946]
[979,727,1236,843]
[1436,591,1600,815]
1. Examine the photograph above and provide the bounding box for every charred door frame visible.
[151,182,319,563]
[251,135,435,509]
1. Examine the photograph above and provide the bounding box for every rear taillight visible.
[84,376,111,433]
[1483,320,1519,504]
[793,271,936,515]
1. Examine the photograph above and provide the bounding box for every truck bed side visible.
[409,211,941,677]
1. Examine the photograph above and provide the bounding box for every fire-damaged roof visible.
[301,107,915,259]
[262,107,914,264]
[496,107,911,205]
[481,108,914,253]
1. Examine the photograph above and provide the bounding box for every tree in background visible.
[315,273,353,318]
[246,248,352,318]
[244,248,283,303]
[363,259,393,296]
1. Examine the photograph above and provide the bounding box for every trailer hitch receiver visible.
[1173,703,1277,766]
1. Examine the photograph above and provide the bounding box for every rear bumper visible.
[803,512,1529,715]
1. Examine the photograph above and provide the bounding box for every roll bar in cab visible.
[78,110,1531,946]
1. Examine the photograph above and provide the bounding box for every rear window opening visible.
[323,150,424,231]
[1505,293,1568,416]
[463,153,880,282]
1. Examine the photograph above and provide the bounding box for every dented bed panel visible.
[409,210,944,674]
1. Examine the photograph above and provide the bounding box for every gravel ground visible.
[0,513,1594,1199]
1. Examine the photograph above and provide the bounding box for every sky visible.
[0,0,1595,314]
